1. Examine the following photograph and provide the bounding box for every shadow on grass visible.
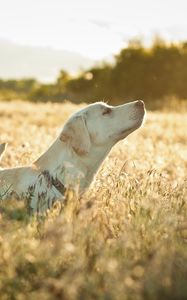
[0,199,29,222]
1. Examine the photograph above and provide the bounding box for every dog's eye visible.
[102,107,112,115]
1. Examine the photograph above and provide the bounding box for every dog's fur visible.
[0,101,145,212]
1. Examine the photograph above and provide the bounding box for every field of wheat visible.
[0,100,187,300]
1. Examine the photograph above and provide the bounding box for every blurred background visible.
[0,4,187,299]
[0,0,187,108]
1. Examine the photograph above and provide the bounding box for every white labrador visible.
[0,100,145,212]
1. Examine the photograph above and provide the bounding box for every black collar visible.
[51,177,66,195]
[42,170,66,195]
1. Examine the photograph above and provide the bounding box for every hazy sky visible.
[0,0,187,59]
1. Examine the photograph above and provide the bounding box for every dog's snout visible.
[135,100,144,108]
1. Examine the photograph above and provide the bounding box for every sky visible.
[0,0,187,60]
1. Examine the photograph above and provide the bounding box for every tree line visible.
[1,39,187,105]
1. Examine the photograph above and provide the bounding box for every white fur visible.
[0,100,145,213]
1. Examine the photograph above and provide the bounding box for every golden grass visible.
[0,100,187,300]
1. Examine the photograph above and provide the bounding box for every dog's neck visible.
[34,137,112,191]
[78,143,112,189]
[34,138,76,171]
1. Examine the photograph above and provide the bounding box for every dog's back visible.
[0,144,39,198]
[0,143,7,163]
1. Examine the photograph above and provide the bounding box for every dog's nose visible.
[135,100,144,108]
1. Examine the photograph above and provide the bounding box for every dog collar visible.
[42,170,66,195]
[51,177,66,195]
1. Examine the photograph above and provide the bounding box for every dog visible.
[0,100,145,213]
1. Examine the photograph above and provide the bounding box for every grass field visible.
[0,100,187,300]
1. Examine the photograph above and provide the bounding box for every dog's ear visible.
[0,143,7,161]
[60,116,91,156]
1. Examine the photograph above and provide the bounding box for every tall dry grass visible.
[0,100,187,300]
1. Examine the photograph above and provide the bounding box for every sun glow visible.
[0,0,187,59]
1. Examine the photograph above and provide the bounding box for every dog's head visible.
[60,115,91,156]
[60,101,145,156]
